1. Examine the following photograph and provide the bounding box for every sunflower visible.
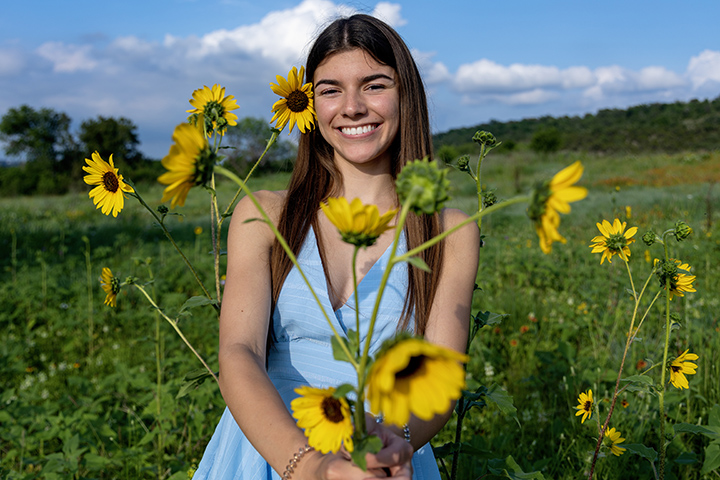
[186,84,239,136]
[589,218,638,264]
[669,349,699,389]
[320,197,397,248]
[366,337,468,426]
[527,161,588,254]
[270,66,315,134]
[100,267,120,307]
[604,427,626,456]
[668,262,697,300]
[574,389,593,424]
[83,152,134,217]
[158,123,214,208]
[291,386,353,454]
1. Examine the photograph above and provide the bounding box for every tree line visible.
[433,95,720,160]
[0,106,296,197]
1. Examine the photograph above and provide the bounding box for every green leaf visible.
[350,434,383,471]
[701,444,720,475]
[432,441,493,459]
[331,335,354,364]
[623,443,658,462]
[709,404,720,428]
[487,455,546,479]
[485,384,518,425]
[176,369,216,399]
[332,383,355,399]
[673,422,717,438]
[675,451,699,465]
[402,255,431,272]
[179,296,219,315]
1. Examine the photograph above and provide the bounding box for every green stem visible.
[210,173,222,302]
[132,283,219,384]
[475,143,486,231]
[214,164,357,370]
[658,237,672,480]
[352,246,361,357]
[129,188,216,306]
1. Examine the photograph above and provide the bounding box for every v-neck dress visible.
[194,228,441,479]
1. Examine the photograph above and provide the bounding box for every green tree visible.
[0,105,75,164]
[78,116,144,167]
[530,127,562,155]
[223,117,296,176]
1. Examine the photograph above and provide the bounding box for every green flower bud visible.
[456,155,470,172]
[157,205,169,215]
[396,157,451,215]
[472,131,498,147]
[482,190,498,208]
[673,221,693,241]
[641,231,657,246]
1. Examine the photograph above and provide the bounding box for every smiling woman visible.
[193,13,479,480]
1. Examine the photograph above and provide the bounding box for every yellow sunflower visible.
[83,152,134,217]
[270,66,315,134]
[574,389,593,424]
[589,218,638,264]
[527,161,588,254]
[158,123,213,208]
[320,197,397,248]
[100,267,120,307]
[366,337,468,426]
[668,261,697,300]
[291,386,354,454]
[604,427,626,456]
[669,349,699,390]
[186,84,239,136]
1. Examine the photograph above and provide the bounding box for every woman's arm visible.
[217,192,412,479]
[400,207,480,450]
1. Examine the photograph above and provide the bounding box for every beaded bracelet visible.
[282,444,314,479]
[375,413,411,443]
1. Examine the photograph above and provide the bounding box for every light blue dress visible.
[194,228,441,479]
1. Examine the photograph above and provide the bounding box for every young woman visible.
[194,14,479,480]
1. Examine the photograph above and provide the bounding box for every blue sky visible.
[1,0,719,159]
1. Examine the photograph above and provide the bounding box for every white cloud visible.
[36,42,97,73]
[0,49,24,76]
[687,49,720,89]
[371,2,407,27]
[411,49,451,84]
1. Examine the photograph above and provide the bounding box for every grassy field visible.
[1,149,719,479]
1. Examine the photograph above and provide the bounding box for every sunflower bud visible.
[396,158,450,215]
[673,221,693,241]
[642,231,657,246]
[482,190,498,208]
[456,155,470,172]
[472,131,498,148]
[157,205,169,215]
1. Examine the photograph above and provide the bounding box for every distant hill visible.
[433,96,720,154]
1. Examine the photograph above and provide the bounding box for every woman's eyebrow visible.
[314,73,395,87]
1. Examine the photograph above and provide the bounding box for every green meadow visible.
[1,149,719,479]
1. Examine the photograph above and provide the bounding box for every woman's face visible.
[313,48,400,171]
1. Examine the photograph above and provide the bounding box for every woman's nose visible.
[342,91,367,117]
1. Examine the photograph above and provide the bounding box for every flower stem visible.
[129,188,216,306]
[658,238,672,480]
[352,246,361,357]
[214,164,357,369]
[132,283,218,384]
[475,143,486,231]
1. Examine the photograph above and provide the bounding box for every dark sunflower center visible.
[671,365,681,373]
[110,277,121,295]
[583,400,592,411]
[321,397,345,423]
[102,171,120,193]
[395,355,426,380]
[605,233,627,252]
[527,181,551,221]
[287,90,309,113]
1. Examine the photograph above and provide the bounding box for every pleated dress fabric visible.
[194,227,441,479]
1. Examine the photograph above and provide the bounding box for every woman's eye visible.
[318,88,339,96]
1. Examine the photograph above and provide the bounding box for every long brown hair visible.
[269,14,443,344]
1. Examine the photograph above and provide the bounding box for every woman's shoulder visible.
[232,189,287,224]
[440,207,480,246]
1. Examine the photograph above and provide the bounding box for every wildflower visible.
[674,220,693,241]
[100,267,120,307]
[657,260,697,300]
[396,158,451,215]
[589,218,638,264]
[367,337,468,426]
[621,399,629,408]
[644,250,652,263]
[83,152,134,217]
[320,197,397,248]
[636,359,648,371]
[270,66,315,134]
[625,205,632,219]
[527,161,588,254]
[509,339,518,347]
[158,123,214,208]
[519,325,530,334]
[194,226,203,236]
[668,349,699,389]
[186,84,239,136]
[604,427,626,456]
[291,386,353,454]
[574,389,593,424]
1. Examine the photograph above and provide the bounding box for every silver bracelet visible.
[403,424,411,443]
[282,444,314,479]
